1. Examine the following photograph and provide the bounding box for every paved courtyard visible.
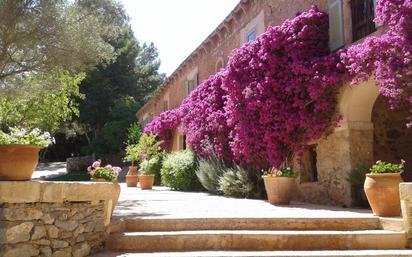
[113,183,373,220]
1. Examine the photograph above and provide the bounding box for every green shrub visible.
[161,150,201,191]
[196,154,225,193]
[140,155,163,185]
[218,164,259,198]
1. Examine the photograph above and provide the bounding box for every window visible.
[300,145,319,183]
[328,0,344,51]
[185,73,199,96]
[247,30,256,42]
[179,135,186,150]
[163,100,168,111]
[351,0,376,42]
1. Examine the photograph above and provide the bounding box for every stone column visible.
[315,121,374,207]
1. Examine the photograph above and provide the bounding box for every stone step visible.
[116,217,381,232]
[107,230,406,252]
[91,249,412,257]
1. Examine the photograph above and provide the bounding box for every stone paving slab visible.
[113,184,374,219]
[32,162,67,180]
[91,250,412,257]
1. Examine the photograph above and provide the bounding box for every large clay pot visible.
[138,175,155,190]
[126,166,139,187]
[263,176,296,205]
[0,144,40,181]
[364,173,402,217]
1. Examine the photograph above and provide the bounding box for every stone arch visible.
[338,79,379,125]
[215,58,224,72]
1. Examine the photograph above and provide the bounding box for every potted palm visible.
[262,166,296,205]
[0,127,53,180]
[364,160,404,217]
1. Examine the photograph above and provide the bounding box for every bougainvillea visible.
[143,108,182,149]
[180,71,232,161]
[145,0,411,170]
[341,0,412,127]
[223,6,346,168]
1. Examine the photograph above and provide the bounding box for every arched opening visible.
[372,96,412,181]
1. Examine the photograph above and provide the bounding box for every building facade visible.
[137,0,412,207]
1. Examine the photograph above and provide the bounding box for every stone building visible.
[136,0,412,207]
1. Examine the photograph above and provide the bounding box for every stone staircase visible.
[101,216,412,256]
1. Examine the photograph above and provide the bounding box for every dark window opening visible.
[300,145,319,183]
[351,0,376,42]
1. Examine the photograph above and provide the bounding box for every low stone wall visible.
[66,156,94,172]
[400,182,412,248]
[0,181,118,257]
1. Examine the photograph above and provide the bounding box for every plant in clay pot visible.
[0,127,53,180]
[138,160,157,190]
[262,162,297,205]
[87,160,121,182]
[87,160,121,214]
[364,160,405,217]
[124,134,163,187]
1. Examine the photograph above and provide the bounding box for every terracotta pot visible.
[138,175,155,190]
[126,166,139,187]
[364,173,402,217]
[0,144,40,181]
[263,176,296,205]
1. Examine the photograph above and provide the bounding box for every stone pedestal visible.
[400,183,412,248]
[0,181,117,257]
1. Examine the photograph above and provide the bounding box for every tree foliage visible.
[77,26,164,154]
[0,0,126,93]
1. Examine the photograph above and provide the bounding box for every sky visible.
[120,0,239,76]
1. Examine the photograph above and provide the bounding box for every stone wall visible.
[372,96,412,181]
[0,181,117,257]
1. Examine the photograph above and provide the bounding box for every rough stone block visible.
[6,222,33,243]
[51,247,71,257]
[72,242,91,257]
[51,239,69,249]
[55,220,78,232]
[2,243,39,257]
[32,225,47,240]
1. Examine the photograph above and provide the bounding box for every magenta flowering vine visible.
[341,0,412,126]
[143,108,182,149]
[144,0,411,170]
[223,5,346,169]
[180,71,232,161]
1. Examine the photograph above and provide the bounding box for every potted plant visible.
[87,160,121,214]
[262,166,297,205]
[0,127,53,180]
[364,160,404,217]
[124,123,142,187]
[125,134,163,189]
[87,160,121,182]
[124,145,140,187]
[139,157,162,190]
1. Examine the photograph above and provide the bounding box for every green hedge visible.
[161,150,201,191]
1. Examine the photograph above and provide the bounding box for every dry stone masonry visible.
[0,181,117,257]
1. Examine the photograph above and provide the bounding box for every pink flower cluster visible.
[341,0,412,126]
[143,108,183,149]
[87,160,121,177]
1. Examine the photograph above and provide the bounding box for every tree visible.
[0,70,85,132]
[77,26,164,154]
[0,0,127,95]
